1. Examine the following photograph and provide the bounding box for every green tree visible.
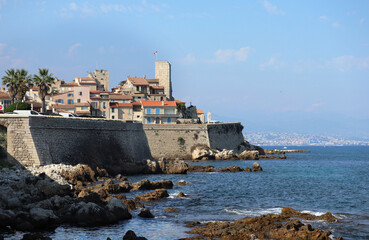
[1,69,18,103]
[33,68,55,113]
[15,69,32,102]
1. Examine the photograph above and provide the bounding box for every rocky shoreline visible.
[0,153,344,240]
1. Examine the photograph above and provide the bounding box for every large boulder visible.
[123,230,148,240]
[134,189,169,202]
[252,162,263,172]
[146,158,188,174]
[132,179,173,190]
[157,158,188,174]
[138,208,154,218]
[188,165,215,172]
[191,144,214,160]
[214,149,238,160]
[218,166,244,172]
[238,150,259,160]
[105,198,131,221]
[29,208,60,229]
[60,164,96,184]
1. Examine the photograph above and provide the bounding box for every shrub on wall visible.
[4,102,31,113]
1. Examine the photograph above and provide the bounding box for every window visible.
[128,109,130,114]
[167,117,171,124]
[68,88,72,91]
[77,99,81,103]
[112,108,115,113]
[67,99,74,104]
[102,111,106,116]
[155,108,160,114]
[103,102,106,108]
[112,116,115,119]
[81,106,88,110]
[147,108,151,114]
[57,99,63,103]
[62,88,65,91]
[67,93,74,97]
[147,118,151,124]
[79,91,82,96]
[122,109,125,114]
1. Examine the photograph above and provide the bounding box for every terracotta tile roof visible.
[141,100,177,107]
[29,86,40,90]
[90,96,101,99]
[110,102,133,107]
[127,77,149,86]
[146,78,159,83]
[60,82,78,87]
[90,90,100,93]
[75,103,90,107]
[196,109,204,114]
[79,82,97,85]
[151,85,164,90]
[132,102,142,106]
[109,94,133,100]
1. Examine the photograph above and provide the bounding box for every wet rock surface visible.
[188,165,216,172]
[132,179,173,190]
[122,230,148,240]
[134,189,169,201]
[218,166,244,172]
[182,207,341,240]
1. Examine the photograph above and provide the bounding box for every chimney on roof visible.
[144,75,146,78]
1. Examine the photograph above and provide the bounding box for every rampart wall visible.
[0,116,245,170]
[0,116,152,174]
[143,122,244,159]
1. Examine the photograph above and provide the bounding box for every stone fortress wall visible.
[143,123,244,159]
[0,116,152,174]
[0,116,245,171]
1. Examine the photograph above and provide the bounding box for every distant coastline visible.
[246,132,369,146]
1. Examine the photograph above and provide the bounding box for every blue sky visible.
[1,0,369,137]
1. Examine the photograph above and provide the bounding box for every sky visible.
[1,0,369,138]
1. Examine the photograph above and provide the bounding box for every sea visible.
[6,146,369,240]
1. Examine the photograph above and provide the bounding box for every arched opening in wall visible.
[0,125,7,161]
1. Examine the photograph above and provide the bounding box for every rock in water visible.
[134,189,169,201]
[252,162,263,172]
[218,166,244,172]
[238,150,259,160]
[122,230,148,240]
[138,208,154,218]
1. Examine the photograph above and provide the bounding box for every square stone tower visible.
[155,61,173,100]
[93,70,109,91]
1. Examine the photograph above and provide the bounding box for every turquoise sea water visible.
[7,146,369,239]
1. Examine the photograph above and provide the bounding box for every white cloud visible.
[327,55,369,72]
[263,0,285,15]
[259,56,285,71]
[360,18,365,24]
[319,16,328,21]
[100,4,129,13]
[332,22,340,28]
[68,43,82,57]
[214,47,250,63]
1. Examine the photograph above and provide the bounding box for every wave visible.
[224,207,283,216]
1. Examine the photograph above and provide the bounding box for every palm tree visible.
[15,69,33,102]
[1,68,18,103]
[33,68,55,113]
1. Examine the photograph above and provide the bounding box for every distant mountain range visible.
[245,132,369,146]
